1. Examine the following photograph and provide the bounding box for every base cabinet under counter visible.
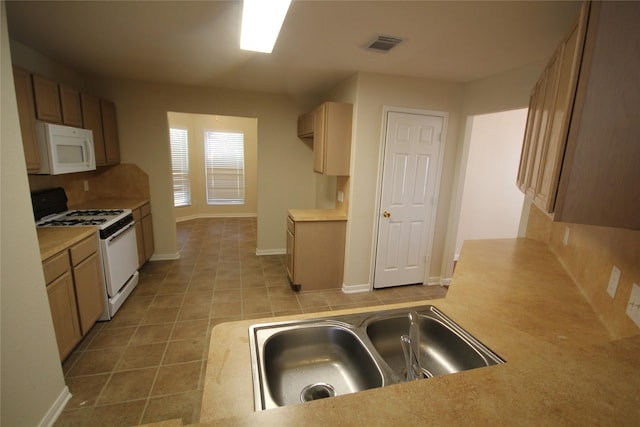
[286,211,346,291]
[133,202,154,268]
[43,233,105,360]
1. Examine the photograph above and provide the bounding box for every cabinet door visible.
[81,93,106,165]
[135,218,145,268]
[100,99,121,165]
[72,252,105,335]
[59,85,83,127]
[32,74,62,123]
[534,4,588,212]
[297,111,314,137]
[142,213,154,262]
[527,49,562,198]
[47,272,81,360]
[313,105,326,173]
[12,66,41,172]
[286,228,295,282]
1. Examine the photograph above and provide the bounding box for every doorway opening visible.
[451,108,527,272]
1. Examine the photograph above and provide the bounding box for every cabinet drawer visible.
[287,216,295,235]
[132,208,142,222]
[43,251,70,284]
[70,234,98,266]
[140,203,151,218]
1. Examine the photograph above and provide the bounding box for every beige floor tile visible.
[86,326,136,350]
[270,296,302,312]
[151,361,202,396]
[129,324,174,345]
[141,307,181,325]
[178,305,211,321]
[243,297,273,315]
[212,301,242,317]
[90,399,147,426]
[164,338,207,364]
[64,373,110,409]
[150,294,185,308]
[67,348,125,376]
[141,391,201,425]
[117,343,167,370]
[171,319,210,340]
[213,289,242,302]
[98,368,157,404]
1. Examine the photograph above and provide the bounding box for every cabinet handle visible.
[383,211,391,218]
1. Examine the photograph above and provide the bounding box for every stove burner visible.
[40,218,108,227]
[67,209,124,217]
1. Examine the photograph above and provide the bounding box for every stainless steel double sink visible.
[249,305,505,411]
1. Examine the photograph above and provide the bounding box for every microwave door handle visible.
[85,137,95,167]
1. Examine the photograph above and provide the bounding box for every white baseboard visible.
[149,252,180,261]
[39,386,71,427]
[176,213,257,222]
[342,283,371,294]
[255,248,286,256]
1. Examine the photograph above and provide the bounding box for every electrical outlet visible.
[337,191,344,203]
[607,266,621,298]
[563,227,570,246]
[626,283,640,328]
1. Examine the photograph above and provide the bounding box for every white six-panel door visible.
[374,111,445,289]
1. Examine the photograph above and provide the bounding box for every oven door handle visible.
[106,222,135,243]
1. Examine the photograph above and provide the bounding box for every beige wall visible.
[98,78,315,257]
[441,61,546,280]
[1,3,68,425]
[455,109,527,256]
[526,204,640,339]
[167,112,258,221]
[335,72,464,290]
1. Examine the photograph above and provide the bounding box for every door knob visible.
[383,211,391,218]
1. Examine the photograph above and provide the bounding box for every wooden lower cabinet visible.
[286,215,346,291]
[43,234,104,361]
[46,271,82,360]
[72,252,104,335]
[134,203,154,268]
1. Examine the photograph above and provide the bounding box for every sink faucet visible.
[400,310,423,381]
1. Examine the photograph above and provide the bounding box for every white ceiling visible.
[6,0,581,99]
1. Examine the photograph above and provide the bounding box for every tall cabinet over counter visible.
[517,1,640,229]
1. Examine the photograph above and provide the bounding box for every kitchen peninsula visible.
[198,237,639,425]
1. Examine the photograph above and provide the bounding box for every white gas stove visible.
[33,188,139,320]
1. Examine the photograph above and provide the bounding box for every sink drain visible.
[300,383,336,402]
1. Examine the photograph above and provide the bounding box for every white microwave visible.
[34,122,96,175]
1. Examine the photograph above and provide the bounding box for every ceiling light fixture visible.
[240,0,292,54]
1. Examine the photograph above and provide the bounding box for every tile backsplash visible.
[28,163,149,207]
[526,203,640,339]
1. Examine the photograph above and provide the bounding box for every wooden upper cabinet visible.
[12,66,41,172]
[297,111,315,138]
[100,99,121,165]
[312,102,353,176]
[59,85,83,127]
[32,74,62,123]
[519,1,640,229]
[81,93,106,165]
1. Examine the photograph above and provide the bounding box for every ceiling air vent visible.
[366,35,403,53]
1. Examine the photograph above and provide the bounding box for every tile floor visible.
[55,217,448,426]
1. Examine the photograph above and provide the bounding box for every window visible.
[204,130,245,205]
[169,128,191,207]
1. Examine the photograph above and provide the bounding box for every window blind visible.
[204,131,245,205]
[169,128,191,207]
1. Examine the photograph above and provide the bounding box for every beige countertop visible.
[196,238,639,426]
[37,197,149,260]
[37,227,97,261]
[287,209,347,222]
